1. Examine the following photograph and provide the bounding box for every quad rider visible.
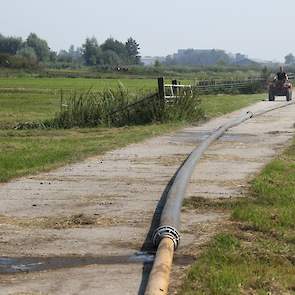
[275,66,288,82]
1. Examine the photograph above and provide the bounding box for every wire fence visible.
[163,77,265,99]
[163,73,295,99]
[104,74,295,116]
[110,76,272,115]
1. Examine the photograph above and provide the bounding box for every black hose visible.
[252,100,295,118]
[152,100,295,250]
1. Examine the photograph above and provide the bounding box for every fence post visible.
[172,79,178,97]
[157,77,165,117]
[158,77,165,100]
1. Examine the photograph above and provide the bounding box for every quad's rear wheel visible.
[269,90,275,101]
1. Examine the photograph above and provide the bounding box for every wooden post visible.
[157,77,165,115]
[158,77,165,100]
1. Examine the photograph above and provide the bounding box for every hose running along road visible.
[144,100,295,295]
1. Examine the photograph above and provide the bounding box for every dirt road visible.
[0,98,294,295]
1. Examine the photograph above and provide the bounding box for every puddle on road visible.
[0,252,194,275]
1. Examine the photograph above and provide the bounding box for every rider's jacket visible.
[277,72,287,81]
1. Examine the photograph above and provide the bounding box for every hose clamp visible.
[246,111,254,118]
[152,225,180,250]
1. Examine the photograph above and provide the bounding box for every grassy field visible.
[0,77,264,182]
[0,124,183,182]
[200,93,264,119]
[0,76,264,128]
[0,77,157,91]
[0,77,157,128]
[0,92,58,128]
[0,66,262,80]
[181,140,295,294]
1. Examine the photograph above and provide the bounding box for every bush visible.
[163,90,203,122]
[0,53,38,69]
[47,84,204,128]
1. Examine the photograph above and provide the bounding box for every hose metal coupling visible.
[152,225,180,250]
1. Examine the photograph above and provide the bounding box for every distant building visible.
[141,56,165,66]
[164,49,257,66]
[234,53,257,66]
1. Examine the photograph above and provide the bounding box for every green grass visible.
[0,77,157,128]
[201,93,264,119]
[233,143,295,236]
[0,78,263,128]
[0,92,57,128]
[0,77,263,182]
[181,140,295,295]
[0,123,182,182]
[0,77,156,91]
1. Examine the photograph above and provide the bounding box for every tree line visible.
[0,33,141,68]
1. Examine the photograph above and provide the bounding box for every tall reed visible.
[47,84,204,128]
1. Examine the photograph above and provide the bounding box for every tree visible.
[26,33,50,62]
[49,51,57,63]
[125,37,140,64]
[57,50,72,63]
[101,38,126,54]
[154,60,161,68]
[68,45,83,62]
[68,45,75,57]
[82,37,100,65]
[100,38,127,64]
[16,46,38,63]
[101,50,121,65]
[57,45,83,65]
[285,53,295,65]
[0,34,23,54]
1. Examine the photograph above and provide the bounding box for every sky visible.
[1,0,294,62]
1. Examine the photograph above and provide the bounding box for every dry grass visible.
[0,213,119,229]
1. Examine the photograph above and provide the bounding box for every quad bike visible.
[268,79,292,101]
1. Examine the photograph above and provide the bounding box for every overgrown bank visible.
[181,139,295,294]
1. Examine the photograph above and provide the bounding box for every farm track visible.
[0,98,295,294]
